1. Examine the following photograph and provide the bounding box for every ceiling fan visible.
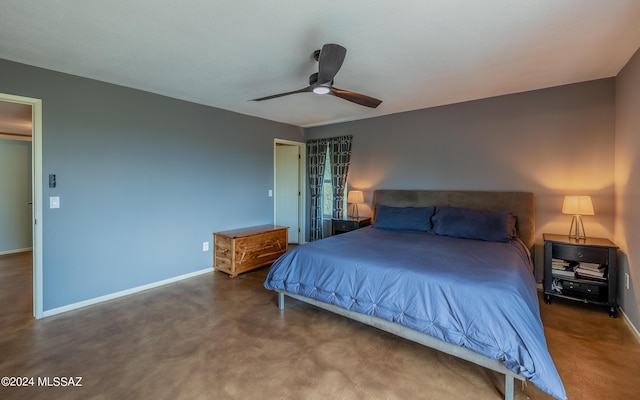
[251,44,382,108]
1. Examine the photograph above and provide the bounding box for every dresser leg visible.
[609,306,617,318]
[544,294,552,304]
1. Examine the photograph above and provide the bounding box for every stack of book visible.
[575,261,606,281]
[551,258,575,278]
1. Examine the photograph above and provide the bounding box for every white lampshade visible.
[347,190,364,204]
[562,196,594,216]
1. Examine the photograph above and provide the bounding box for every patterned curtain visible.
[306,139,328,241]
[329,135,353,219]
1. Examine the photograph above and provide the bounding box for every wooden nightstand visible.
[331,217,371,235]
[543,233,618,317]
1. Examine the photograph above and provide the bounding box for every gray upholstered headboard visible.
[372,190,535,249]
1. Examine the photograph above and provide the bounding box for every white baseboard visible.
[42,267,213,318]
[0,247,32,256]
[619,307,640,344]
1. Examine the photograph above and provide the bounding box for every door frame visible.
[274,139,306,244]
[0,92,43,318]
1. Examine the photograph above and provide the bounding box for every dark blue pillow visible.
[373,204,435,231]
[431,206,517,242]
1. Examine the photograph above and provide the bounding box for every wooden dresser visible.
[213,225,288,277]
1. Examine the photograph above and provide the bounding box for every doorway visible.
[274,139,305,244]
[0,93,43,318]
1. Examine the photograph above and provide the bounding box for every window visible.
[322,148,347,219]
[307,135,352,242]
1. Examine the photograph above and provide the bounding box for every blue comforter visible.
[264,227,566,400]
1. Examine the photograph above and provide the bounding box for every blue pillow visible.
[431,206,517,242]
[373,204,435,231]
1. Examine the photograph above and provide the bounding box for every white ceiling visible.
[1,0,640,128]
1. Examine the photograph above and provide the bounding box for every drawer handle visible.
[577,251,583,258]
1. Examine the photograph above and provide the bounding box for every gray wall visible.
[0,58,302,311]
[305,79,617,281]
[3,53,634,330]
[615,47,640,331]
[0,139,32,253]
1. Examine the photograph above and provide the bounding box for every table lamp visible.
[562,195,594,240]
[347,190,364,218]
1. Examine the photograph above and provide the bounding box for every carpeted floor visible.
[1,251,639,399]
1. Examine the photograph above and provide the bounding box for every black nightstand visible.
[331,217,371,235]
[543,233,618,317]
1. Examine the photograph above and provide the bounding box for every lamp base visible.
[568,215,587,241]
[349,203,359,218]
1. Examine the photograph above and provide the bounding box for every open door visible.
[274,139,305,244]
[0,92,43,318]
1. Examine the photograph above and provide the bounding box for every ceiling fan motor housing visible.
[309,72,332,86]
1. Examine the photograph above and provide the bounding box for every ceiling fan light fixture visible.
[312,86,330,95]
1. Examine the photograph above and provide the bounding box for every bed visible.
[264,190,566,400]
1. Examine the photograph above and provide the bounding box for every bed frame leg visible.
[278,292,285,310]
[504,375,514,400]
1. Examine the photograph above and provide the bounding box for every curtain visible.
[306,138,328,241]
[329,135,353,219]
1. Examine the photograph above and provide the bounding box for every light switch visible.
[50,196,60,209]
[268,190,273,197]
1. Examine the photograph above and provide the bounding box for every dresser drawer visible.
[334,220,357,232]
[552,243,609,265]
[561,280,602,295]
[332,218,371,235]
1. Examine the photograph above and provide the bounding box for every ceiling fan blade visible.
[317,44,346,84]
[250,86,312,101]
[329,87,382,108]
